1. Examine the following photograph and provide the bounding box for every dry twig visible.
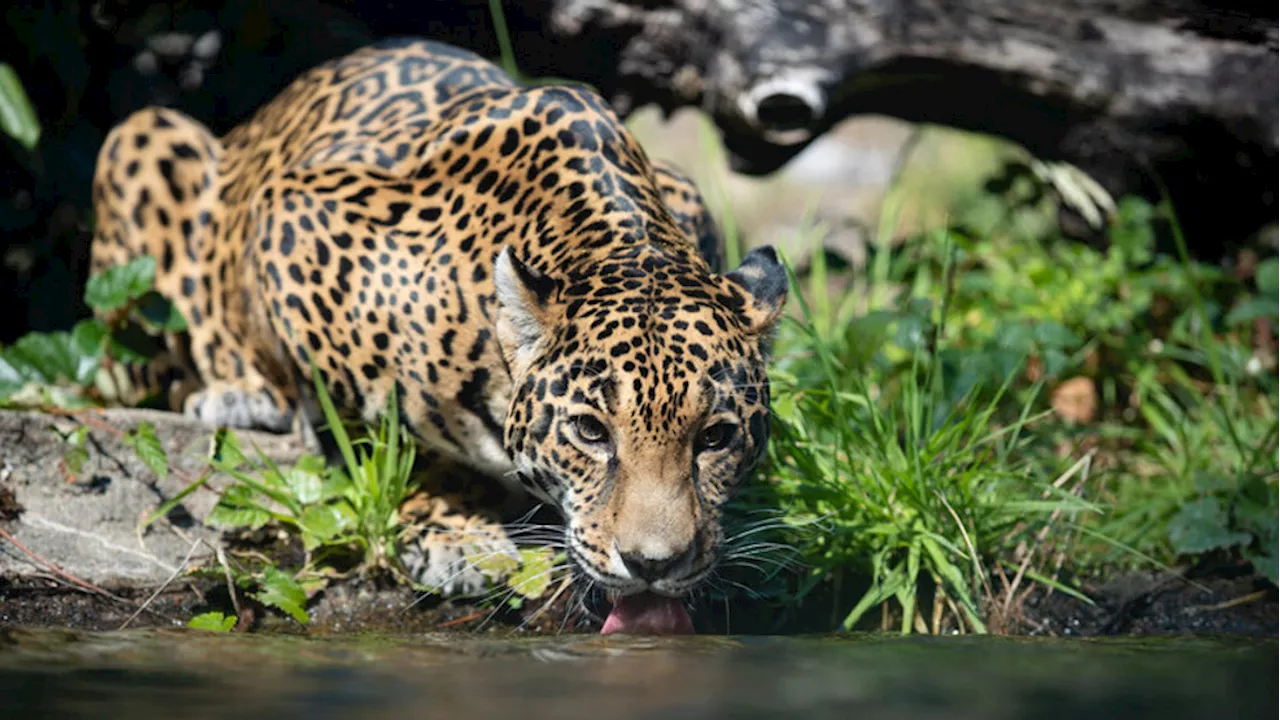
[0,526,131,605]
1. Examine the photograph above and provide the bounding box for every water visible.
[0,628,1274,719]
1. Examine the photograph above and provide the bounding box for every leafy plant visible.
[923,200,1216,388]
[51,423,91,479]
[143,372,419,625]
[123,421,169,481]
[1225,256,1278,329]
[172,371,419,581]
[1102,342,1278,581]
[476,546,566,611]
[0,256,184,408]
[0,320,108,408]
[185,561,316,627]
[0,62,40,150]
[187,611,237,632]
[249,565,312,624]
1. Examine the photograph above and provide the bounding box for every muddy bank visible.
[0,576,513,635]
[1020,561,1278,637]
[4,559,1274,639]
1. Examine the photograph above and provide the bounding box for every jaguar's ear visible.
[494,246,558,371]
[723,245,788,336]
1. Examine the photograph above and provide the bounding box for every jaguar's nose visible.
[619,541,697,583]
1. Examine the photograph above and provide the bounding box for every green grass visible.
[715,157,1278,633]
[141,372,422,626]
[1098,343,1277,575]
[193,370,419,582]
[729,230,1102,634]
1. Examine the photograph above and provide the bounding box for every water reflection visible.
[0,629,1274,719]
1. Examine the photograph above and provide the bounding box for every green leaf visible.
[470,544,520,585]
[211,427,248,468]
[892,313,931,353]
[0,355,29,398]
[844,310,896,367]
[298,503,349,546]
[319,470,355,503]
[1040,348,1070,378]
[8,331,89,386]
[1225,298,1277,326]
[1235,484,1277,583]
[1032,320,1081,350]
[206,497,273,530]
[63,446,89,475]
[1167,497,1251,555]
[1192,472,1234,493]
[207,482,280,529]
[70,320,109,385]
[1257,258,1278,297]
[283,468,323,505]
[252,567,310,625]
[311,366,359,479]
[1235,484,1278,538]
[842,567,907,631]
[107,321,164,364]
[135,291,188,332]
[71,424,91,446]
[921,534,987,634]
[508,547,557,600]
[294,453,328,476]
[1245,549,1278,586]
[187,611,237,632]
[85,256,156,312]
[0,63,40,150]
[994,322,1035,354]
[123,422,168,481]
[211,459,300,518]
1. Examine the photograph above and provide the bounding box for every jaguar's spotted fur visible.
[90,38,786,602]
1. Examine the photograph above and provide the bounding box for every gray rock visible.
[0,409,307,588]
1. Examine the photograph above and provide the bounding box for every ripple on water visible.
[0,628,1274,719]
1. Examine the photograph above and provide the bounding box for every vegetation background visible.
[0,0,1275,635]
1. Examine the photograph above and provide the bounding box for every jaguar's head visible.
[493,244,786,610]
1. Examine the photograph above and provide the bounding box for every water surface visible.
[0,628,1273,719]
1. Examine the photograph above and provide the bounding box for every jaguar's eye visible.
[573,415,609,444]
[697,422,736,452]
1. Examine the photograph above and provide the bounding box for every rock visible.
[0,409,307,589]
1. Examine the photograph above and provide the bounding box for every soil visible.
[1016,559,1278,638]
[0,487,21,521]
[0,565,602,636]
[0,575,487,634]
[0,576,213,632]
[2,561,1274,638]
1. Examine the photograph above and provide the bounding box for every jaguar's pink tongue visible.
[600,591,694,636]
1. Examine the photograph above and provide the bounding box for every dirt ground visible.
[0,575,503,635]
[1017,561,1278,637]
[2,560,1274,638]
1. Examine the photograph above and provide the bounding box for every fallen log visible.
[489,0,1277,246]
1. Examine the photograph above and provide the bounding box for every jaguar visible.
[89,38,787,634]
